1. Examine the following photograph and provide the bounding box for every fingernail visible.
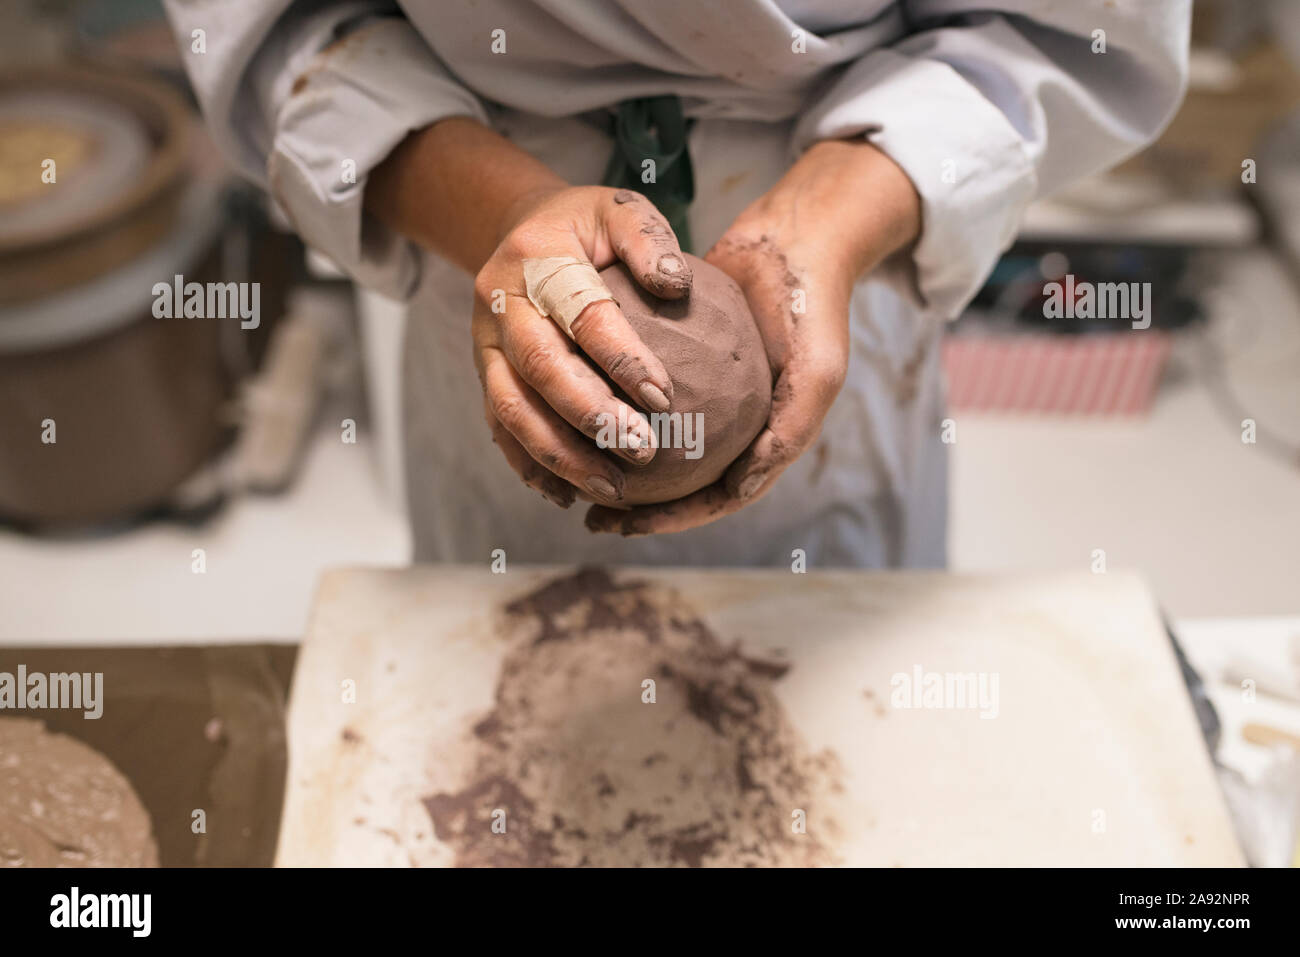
[657,253,684,276]
[638,382,671,413]
[625,415,656,462]
[626,443,654,466]
[539,479,575,509]
[737,472,765,500]
[585,475,620,501]
[622,430,653,464]
[655,254,693,293]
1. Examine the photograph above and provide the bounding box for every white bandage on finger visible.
[522,257,614,339]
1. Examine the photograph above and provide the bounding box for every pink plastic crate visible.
[941,332,1172,415]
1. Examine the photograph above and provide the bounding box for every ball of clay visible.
[599,254,771,505]
[0,718,159,867]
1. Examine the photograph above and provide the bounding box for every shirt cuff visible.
[267,18,488,301]
[790,47,1037,320]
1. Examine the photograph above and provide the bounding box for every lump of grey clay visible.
[598,253,772,505]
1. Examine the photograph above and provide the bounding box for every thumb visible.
[601,188,693,299]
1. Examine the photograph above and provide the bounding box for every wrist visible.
[366,116,567,273]
[753,137,921,279]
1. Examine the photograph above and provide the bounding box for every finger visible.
[724,354,845,501]
[585,481,744,536]
[486,409,578,509]
[569,298,675,413]
[601,189,693,299]
[495,298,657,465]
[513,241,675,414]
[481,346,629,504]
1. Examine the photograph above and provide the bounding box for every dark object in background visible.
[1164,617,1222,758]
[0,66,226,528]
[967,241,1204,334]
[941,241,1203,416]
[0,67,191,303]
[0,644,295,867]
[73,0,190,91]
[0,66,301,529]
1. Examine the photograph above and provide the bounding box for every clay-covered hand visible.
[587,139,921,535]
[365,120,696,511]
[472,185,695,509]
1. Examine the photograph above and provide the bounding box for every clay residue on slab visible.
[422,568,842,867]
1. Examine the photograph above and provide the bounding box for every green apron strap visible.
[601,95,695,255]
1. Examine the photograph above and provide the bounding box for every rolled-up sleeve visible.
[163,1,487,299]
[791,0,1191,319]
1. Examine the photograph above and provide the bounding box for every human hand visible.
[472,184,696,509]
[365,119,696,511]
[586,138,920,535]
